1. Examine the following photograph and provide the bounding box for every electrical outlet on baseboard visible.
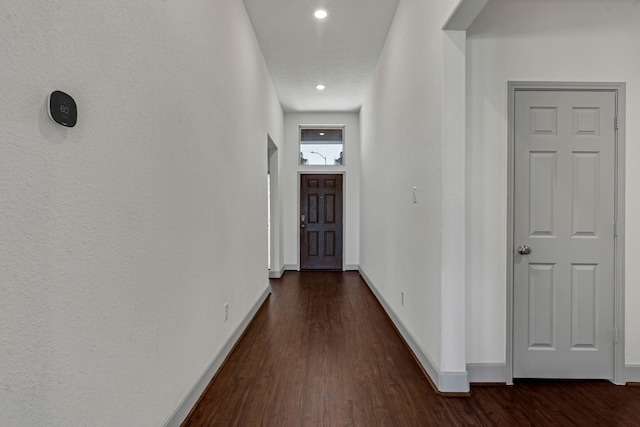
[224,303,229,322]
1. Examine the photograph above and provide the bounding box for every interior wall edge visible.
[358,268,469,393]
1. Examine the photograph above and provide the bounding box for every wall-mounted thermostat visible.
[48,90,77,127]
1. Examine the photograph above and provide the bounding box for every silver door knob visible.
[517,245,531,255]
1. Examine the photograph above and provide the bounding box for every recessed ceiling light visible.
[316,84,326,90]
[314,9,328,20]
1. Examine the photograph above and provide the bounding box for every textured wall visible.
[0,1,283,425]
[467,0,640,364]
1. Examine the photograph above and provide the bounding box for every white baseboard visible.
[279,264,358,272]
[467,363,640,384]
[467,363,507,383]
[269,265,285,278]
[358,268,469,393]
[626,364,640,383]
[467,364,640,384]
[162,286,271,427]
[440,371,470,393]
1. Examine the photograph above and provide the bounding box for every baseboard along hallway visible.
[181,271,640,426]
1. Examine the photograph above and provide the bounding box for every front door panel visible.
[300,174,343,270]
[300,174,342,270]
[513,90,616,379]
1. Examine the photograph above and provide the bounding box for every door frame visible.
[506,81,626,385]
[297,172,346,270]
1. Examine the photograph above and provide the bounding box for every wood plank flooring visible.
[182,271,640,426]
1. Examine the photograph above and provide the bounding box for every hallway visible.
[182,272,640,426]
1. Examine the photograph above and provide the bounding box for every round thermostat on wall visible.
[48,90,77,127]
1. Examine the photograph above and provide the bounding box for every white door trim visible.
[506,81,626,385]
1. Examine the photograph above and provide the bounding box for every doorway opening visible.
[267,135,279,277]
[267,172,271,270]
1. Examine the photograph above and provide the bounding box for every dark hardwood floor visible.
[182,271,640,426]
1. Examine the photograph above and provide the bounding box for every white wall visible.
[283,113,360,269]
[467,0,640,365]
[0,1,283,426]
[359,0,460,377]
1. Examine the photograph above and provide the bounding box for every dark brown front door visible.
[300,174,343,270]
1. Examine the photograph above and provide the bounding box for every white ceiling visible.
[242,0,400,113]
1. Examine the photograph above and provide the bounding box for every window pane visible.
[300,128,343,165]
[300,143,343,165]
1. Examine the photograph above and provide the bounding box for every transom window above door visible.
[299,127,344,166]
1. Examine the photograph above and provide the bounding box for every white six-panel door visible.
[513,90,616,379]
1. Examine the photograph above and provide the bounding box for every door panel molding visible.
[507,81,626,384]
